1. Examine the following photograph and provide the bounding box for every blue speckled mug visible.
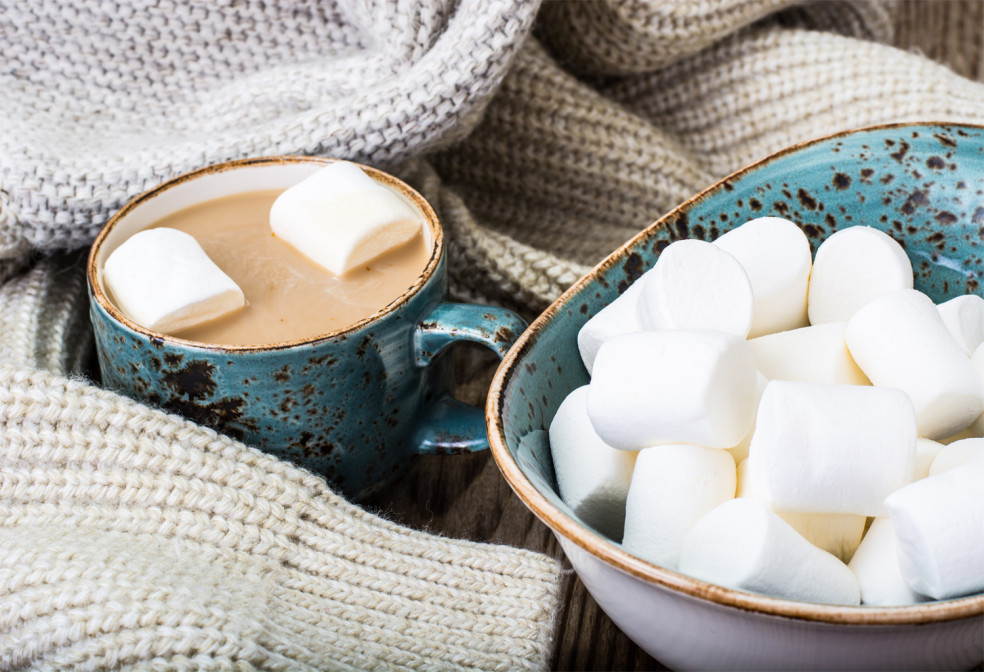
[88,156,527,501]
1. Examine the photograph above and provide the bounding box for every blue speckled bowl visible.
[488,123,983,671]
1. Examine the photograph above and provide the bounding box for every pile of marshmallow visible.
[104,162,422,334]
[549,217,984,606]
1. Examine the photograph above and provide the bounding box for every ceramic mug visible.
[88,156,527,501]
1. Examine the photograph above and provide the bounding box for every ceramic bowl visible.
[487,122,984,671]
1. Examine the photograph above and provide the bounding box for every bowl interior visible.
[489,122,983,620]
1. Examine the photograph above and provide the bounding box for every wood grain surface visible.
[366,4,983,669]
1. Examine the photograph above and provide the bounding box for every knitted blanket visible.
[1,1,982,669]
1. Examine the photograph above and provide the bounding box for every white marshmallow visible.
[737,459,865,563]
[938,294,984,357]
[884,460,984,599]
[103,227,245,334]
[913,438,945,480]
[577,278,645,376]
[270,162,423,275]
[749,380,916,516]
[928,437,984,476]
[588,330,758,450]
[964,342,984,439]
[940,426,983,444]
[637,239,754,337]
[621,444,736,570]
[777,512,866,566]
[678,498,860,605]
[748,322,869,386]
[845,289,984,440]
[549,386,637,541]
[848,517,929,606]
[724,371,769,464]
[807,226,913,325]
[713,217,812,338]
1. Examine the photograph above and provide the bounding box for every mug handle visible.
[411,302,528,455]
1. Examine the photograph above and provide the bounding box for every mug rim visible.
[88,155,445,352]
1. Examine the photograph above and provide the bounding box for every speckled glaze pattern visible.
[89,157,526,502]
[487,123,984,670]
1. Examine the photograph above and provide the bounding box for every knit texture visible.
[1,0,983,669]
[0,0,539,265]
[0,363,561,671]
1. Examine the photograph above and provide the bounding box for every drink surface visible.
[133,189,431,345]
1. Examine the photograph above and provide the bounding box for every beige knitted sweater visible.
[1,1,982,669]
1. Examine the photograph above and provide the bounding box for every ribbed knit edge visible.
[0,363,562,671]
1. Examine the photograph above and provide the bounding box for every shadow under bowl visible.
[487,122,984,671]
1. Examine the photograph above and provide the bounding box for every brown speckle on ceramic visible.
[487,122,984,670]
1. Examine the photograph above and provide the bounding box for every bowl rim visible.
[486,121,984,626]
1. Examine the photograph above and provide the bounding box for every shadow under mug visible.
[87,156,527,501]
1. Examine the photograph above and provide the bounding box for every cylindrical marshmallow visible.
[845,289,984,439]
[637,239,754,337]
[678,498,861,605]
[737,459,865,563]
[588,330,758,450]
[748,322,870,386]
[713,216,812,338]
[103,228,246,334]
[938,294,984,357]
[621,444,736,570]
[549,386,637,541]
[940,426,983,444]
[725,371,769,464]
[913,438,945,480]
[807,226,913,325]
[577,278,645,375]
[848,517,929,606]
[928,437,984,476]
[270,162,423,275]
[748,380,917,516]
[884,460,984,599]
[965,342,984,439]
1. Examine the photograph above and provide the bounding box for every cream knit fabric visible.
[426,0,984,312]
[0,364,561,671]
[1,0,983,669]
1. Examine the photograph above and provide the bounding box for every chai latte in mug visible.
[121,188,432,345]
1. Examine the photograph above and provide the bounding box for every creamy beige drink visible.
[137,189,432,345]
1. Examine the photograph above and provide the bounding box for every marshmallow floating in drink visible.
[938,294,984,357]
[748,322,870,386]
[270,162,423,275]
[712,216,812,338]
[748,380,916,516]
[637,239,754,337]
[588,330,758,450]
[807,226,913,324]
[622,444,736,570]
[845,289,984,440]
[549,386,637,540]
[678,497,861,605]
[848,517,929,606]
[885,460,984,600]
[103,228,246,334]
